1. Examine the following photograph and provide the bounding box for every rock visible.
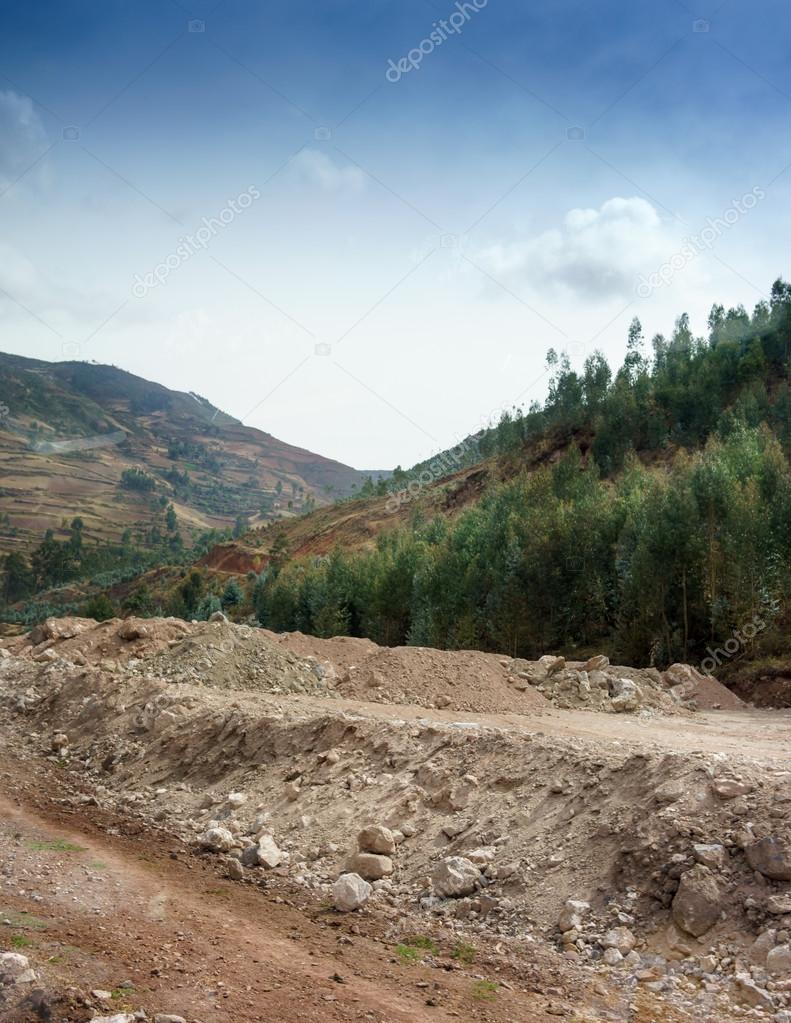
[465,846,496,867]
[209,610,228,623]
[0,952,30,979]
[154,1016,187,1023]
[558,899,590,933]
[29,617,90,644]
[746,834,791,881]
[345,852,393,880]
[693,843,727,870]
[711,778,754,799]
[118,619,148,641]
[225,791,247,809]
[603,948,623,966]
[672,864,722,937]
[227,859,244,881]
[284,781,301,801]
[89,1016,136,1023]
[609,677,640,712]
[333,872,372,912]
[431,856,481,898]
[583,655,609,672]
[767,894,791,915]
[602,927,637,955]
[357,825,396,856]
[199,827,234,852]
[655,778,686,804]
[734,973,774,1011]
[51,731,69,753]
[539,655,566,675]
[767,944,791,977]
[256,834,283,869]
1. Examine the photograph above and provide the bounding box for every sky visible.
[1,0,790,469]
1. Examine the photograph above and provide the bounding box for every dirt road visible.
[0,755,589,1023]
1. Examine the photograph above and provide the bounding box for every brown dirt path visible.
[0,756,577,1023]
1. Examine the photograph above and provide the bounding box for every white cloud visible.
[474,196,676,301]
[0,90,49,190]
[291,148,366,193]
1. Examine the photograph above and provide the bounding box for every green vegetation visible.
[472,980,499,1001]
[27,838,85,852]
[253,282,791,668]
[395,936,438,963]
[451,940,477,964]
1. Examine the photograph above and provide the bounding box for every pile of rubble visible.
[1,615,786,1021]
[505,654,744,713]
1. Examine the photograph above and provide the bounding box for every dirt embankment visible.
[0,616,788,1023]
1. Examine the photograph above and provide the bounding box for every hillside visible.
[0,352,372,559]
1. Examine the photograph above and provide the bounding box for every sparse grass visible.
[451,940,476,965]
[472,980,498,1001]
[395,935,439,964]
[0,909,48,931]
[89,860,108,870]
[10,934,33,949]
[27,838,84,853]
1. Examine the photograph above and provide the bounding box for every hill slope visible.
[0,352,371,557]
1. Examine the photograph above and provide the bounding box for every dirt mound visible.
[723,663,791,708]
[662,662,746,711]
[260,629,380,672]
[334,644,548,713]
[138,619,334,697]
[5,615,191,666]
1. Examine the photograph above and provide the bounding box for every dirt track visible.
[0,756,585,1023]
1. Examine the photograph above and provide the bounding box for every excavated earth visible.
[0,616,790,1023]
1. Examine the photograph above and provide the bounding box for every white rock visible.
[431,856,481,898]
[602,927,637,955]
[603,948,623,966]
[558,899,590,933]
[333,872,372,912]
[256,834,283,869]
[0,952,30,978]
[199,826,234,852]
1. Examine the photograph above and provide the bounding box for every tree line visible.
[252,281,791,668]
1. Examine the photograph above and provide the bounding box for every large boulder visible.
[558,899,590,933]
[255,835,283,869]
[357,825,396,856]
[333,872,372,912]
[608,677,640,712]
[672,864,722,937]
[431,856,481,898]
[602,927,637,955]
[345,852,393,880]
[199,827,234,853]
[746,834,791,881]
[0,952,31,979]
[767,944,791,978]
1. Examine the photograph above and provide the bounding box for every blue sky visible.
[1,0,790,467]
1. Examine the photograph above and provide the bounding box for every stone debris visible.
[333,872,372,911]
[671,864,722,937]
[431,857,481,898]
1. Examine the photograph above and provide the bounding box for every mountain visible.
[0,352,372,558]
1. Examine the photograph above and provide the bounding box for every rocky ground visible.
[0,616,789,1023]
